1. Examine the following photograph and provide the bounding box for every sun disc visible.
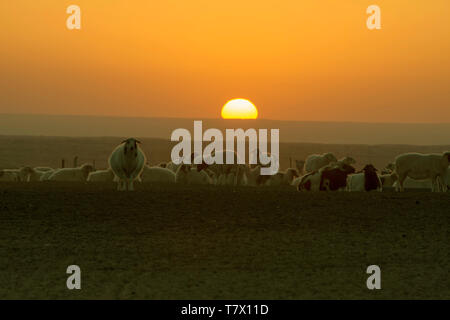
[221,98,258,119]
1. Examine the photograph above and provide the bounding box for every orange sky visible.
[0,0,449,122]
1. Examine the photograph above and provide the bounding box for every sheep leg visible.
[397,174,406,192]
[121,180,127,191]
[439,176,446,192]
[434,176,443,192]
[431,176,437,192]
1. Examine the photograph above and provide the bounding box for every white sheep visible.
[175,164,212,185]
[242,165,270,187]
[297,171,322,191]
[2,168,29,181]
[34,167,54,172]
[291,176,302,188]
[194,150,245,186]
[379,172,398,188]
[337,156,356,166]
[213,164,247,186]
[346,164,381,192]
[20,167,46,182]
[392,178,432,190]
[87,168,115,182]
[394,152,450,192]
[248,150,279,176]
[48,164,94,182]
[166,152,199,173]
[12,166,47,182]
[265,168,299,186]
[304,153,338,173]
[109,138,147,191]
[166,161,182,173]
[40,169,55,181]
[381,162,395,174]
[140,165,176,183]
[0,170,19,182]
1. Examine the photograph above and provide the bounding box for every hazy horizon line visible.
[2,112,450,125]
[1,134,449,148]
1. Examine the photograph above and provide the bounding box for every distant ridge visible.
[1,113,449,145]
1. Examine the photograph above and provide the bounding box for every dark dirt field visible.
[0,182,449,299]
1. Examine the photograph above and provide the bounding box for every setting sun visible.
[221,99,258,119]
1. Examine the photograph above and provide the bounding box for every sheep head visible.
[362,164,377,172]
[341,156,356,165]
[295,160,305,173]
[340,164,356,174]
[286,168,299,180]
[444,151,450,162]
[324,153,337,163]
[386,162,395,171]
[80,164,95,178]
[20,166,34,175]
[122,138,141,158]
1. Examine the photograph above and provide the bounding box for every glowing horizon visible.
[0,1,449,123]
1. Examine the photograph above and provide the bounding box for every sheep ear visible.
[136,139,142,144]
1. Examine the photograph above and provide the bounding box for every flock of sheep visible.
[1,138,449,193]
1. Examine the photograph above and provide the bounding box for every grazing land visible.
[1,135,449,171]
[0,182,449,299]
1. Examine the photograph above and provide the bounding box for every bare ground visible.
[0,182,449,299]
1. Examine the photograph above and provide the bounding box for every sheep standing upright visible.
[304,153,337,173]
[109,138,146,191]
[394,152,450,192]
[444,167,450,191]
[295,160,305,175]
